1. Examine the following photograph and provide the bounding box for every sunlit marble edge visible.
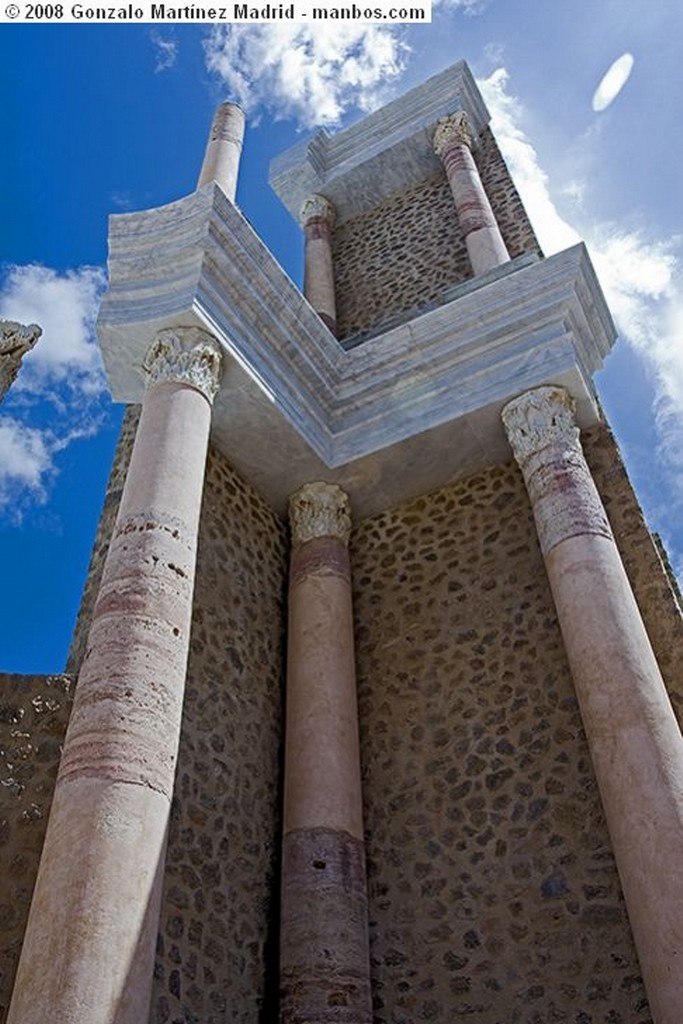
[269,60,490,226]
[97,185,616,517]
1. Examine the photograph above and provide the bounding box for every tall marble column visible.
[433,111,510,276]
[502,385,683,1024]
[301,194,338,335]
[280,482,372,1024]
[0,319,41,402]
[197,100,246,201]
[8,327,222,1024]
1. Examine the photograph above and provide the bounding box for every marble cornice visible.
[269,60,490,227]
[98,183,615,517]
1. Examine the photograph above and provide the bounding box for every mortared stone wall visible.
[349,423,681,1024]
[332,126,543,342]
[0,674,74,1022]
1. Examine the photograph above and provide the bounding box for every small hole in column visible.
[312,859,326,870]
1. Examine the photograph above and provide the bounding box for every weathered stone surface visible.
[150,444,288,1024]
[348,425,671,1023]
[505,393,683,1023]
[0,320,41,401]
[0,674,74,1021]
[333,127,539,341]
[67,405,141,673]
[280,828,372,1024]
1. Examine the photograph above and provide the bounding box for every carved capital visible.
[300,194,336,227]
[0,320,42,399]
[502,386,579,465]
[141,327,222,403]
[502,386,612,555]
[289,482,352,547]
[433,111,473,158]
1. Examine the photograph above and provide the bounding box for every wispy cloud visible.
[151,30,178,73]
[592,53,634,113]
[0,264,109,520]
[479,68,683,581]
[204,25,408,128]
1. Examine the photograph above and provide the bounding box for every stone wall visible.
[349,422,681,1024]
[0,673,74,1022]
[332,126,542,342]
[150,444,289,1024]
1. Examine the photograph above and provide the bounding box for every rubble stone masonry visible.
[2,420,681,1023]
[349,423,681,1024]
[332,127,542,341]
[149,444,288,1024]
[0,674,74,1021]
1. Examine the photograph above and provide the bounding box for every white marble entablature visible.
[289,482,352,547]
[141,327,222,403]
[270,60,491,226]
[97,182,615,518]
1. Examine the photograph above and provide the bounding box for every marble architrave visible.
[98,181,615,518]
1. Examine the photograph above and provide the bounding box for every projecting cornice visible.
[269,60,490,227]
[98,183,615,518]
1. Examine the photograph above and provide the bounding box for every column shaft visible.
[433,112,509,275]
[197,101,245,201]
[503,386,683,1024]
[8,329,221,1024]
[281,483,372,1024]
[301,195,337,335]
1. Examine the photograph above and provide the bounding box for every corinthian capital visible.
[0,320,42,400]
[501,386,579,465]
[289,481,352,547]
[300,194,336,227]
[433,111,473,158]
[142,327,222,403]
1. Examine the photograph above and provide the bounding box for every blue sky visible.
[2,4,682,672]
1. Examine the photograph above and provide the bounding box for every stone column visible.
[280,482,372,1024]
[197,100,246,201]
[0,319,41,402]
[8,327,222,1024]
[301,194,338,335]
[502,385,683,1024]
[433,111,510,276]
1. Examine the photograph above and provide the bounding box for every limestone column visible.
[433,111,510,275]
[0,319,41,402]
[301,194,338,335]
[280,482,372,1024]
[197,100,246,201]
[502,385,683,1024]
[8,327,222,1024]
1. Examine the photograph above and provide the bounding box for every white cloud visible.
[204,25,407,129]
[592,53,634,113]
[151,30,178,73]
[0,264,109,520]
[0,264,107,397]
[479,68,683,580]
[0,418,52,511]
